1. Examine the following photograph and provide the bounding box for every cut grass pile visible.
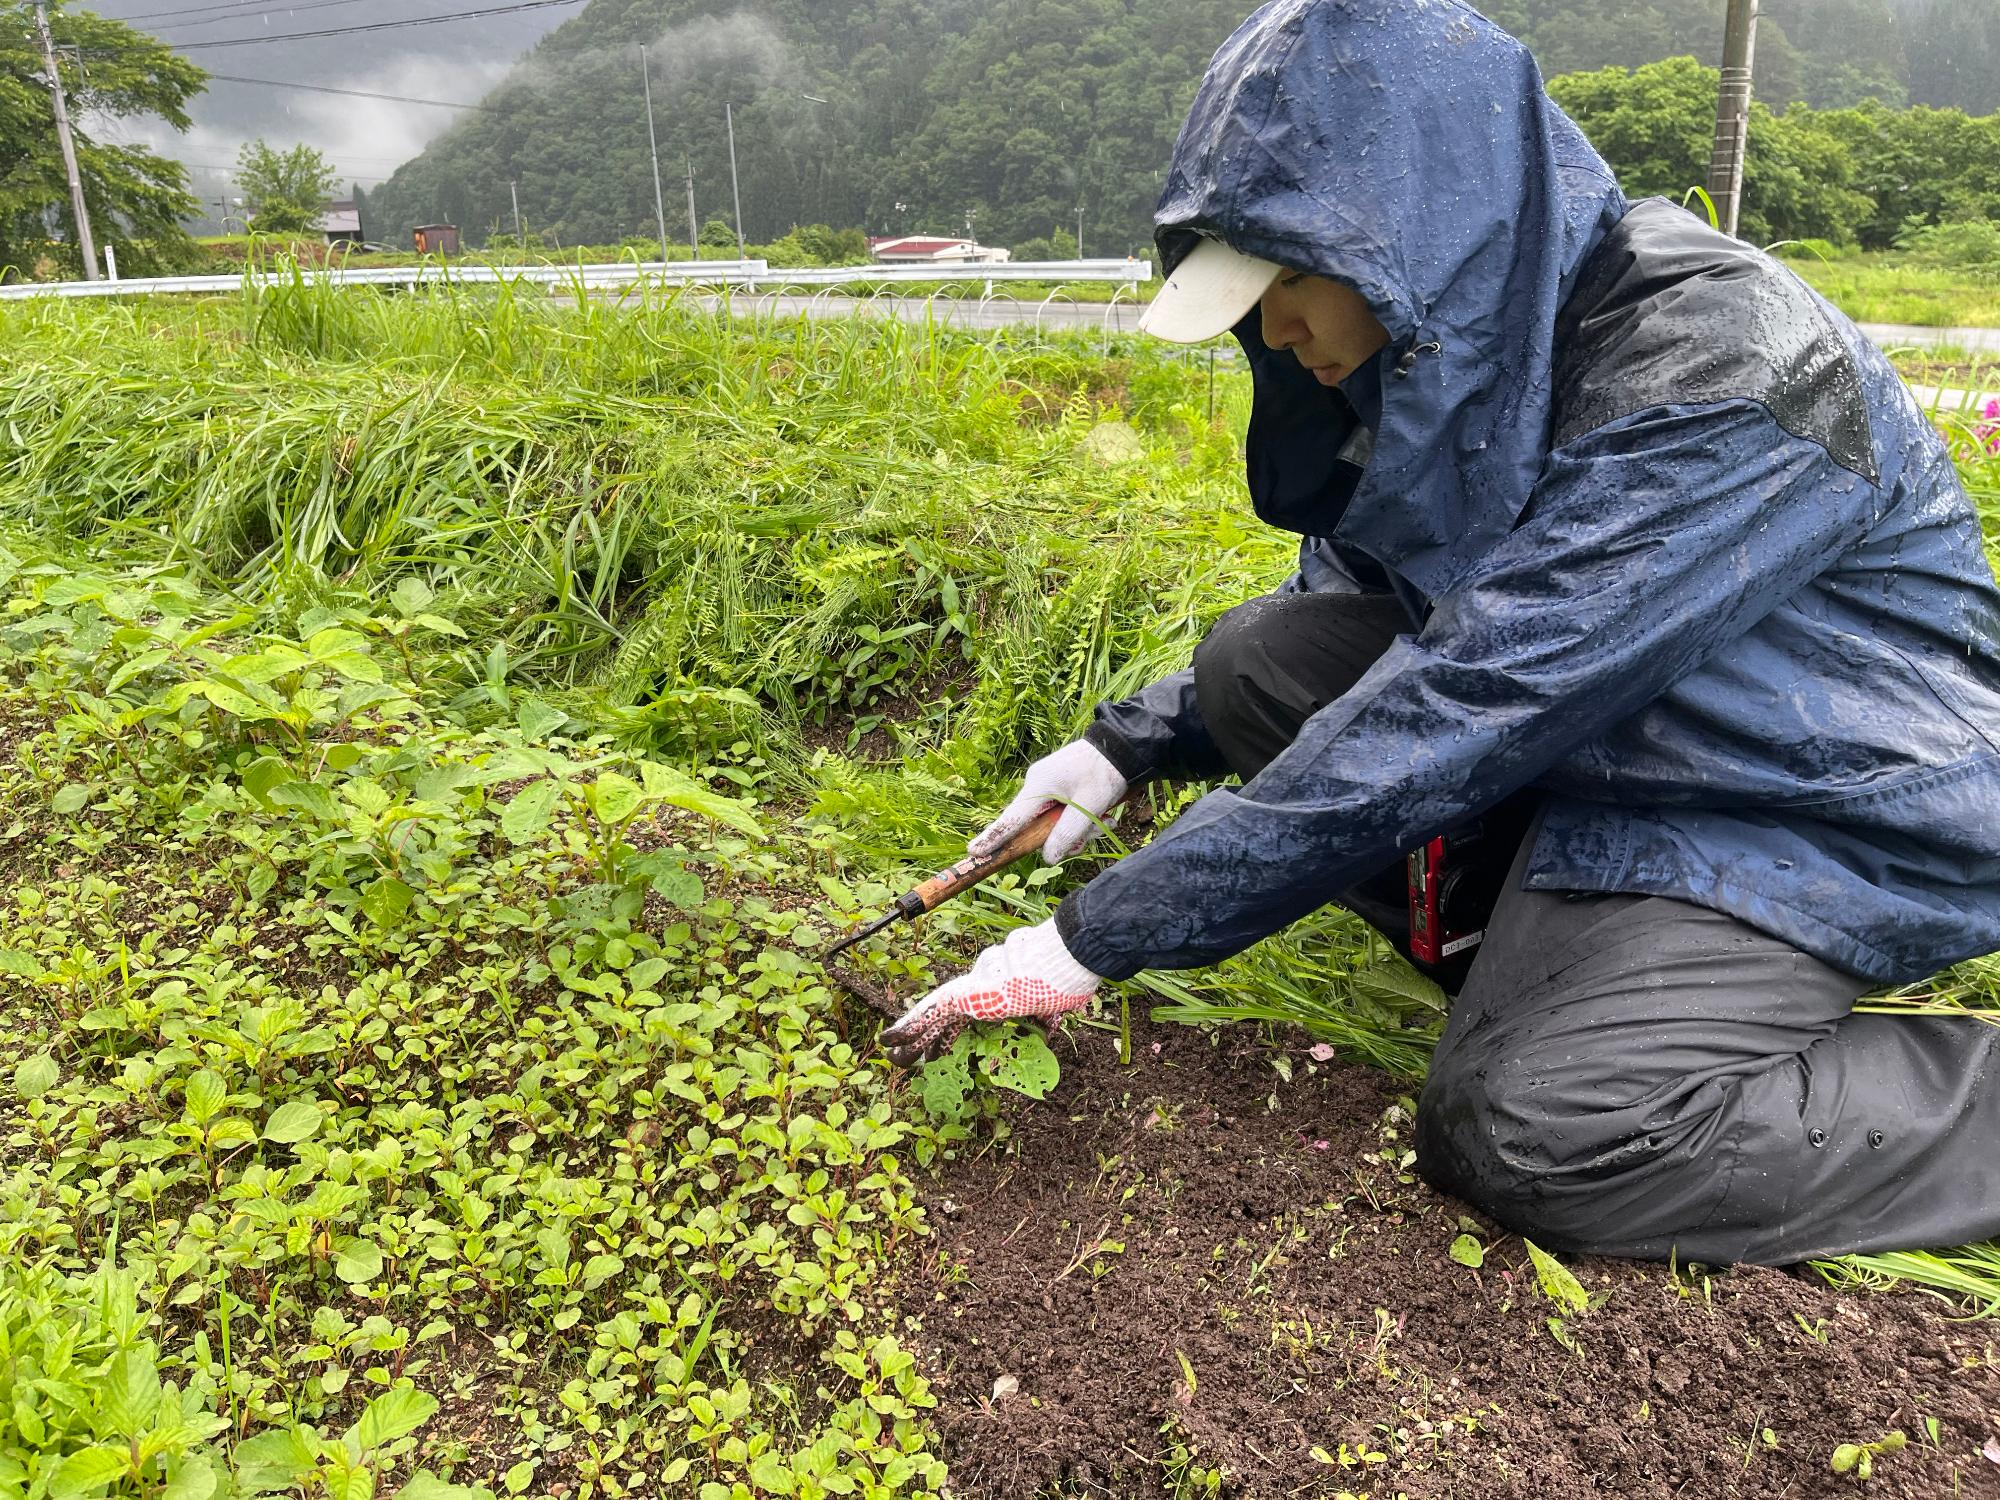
[0,283,1994,1498]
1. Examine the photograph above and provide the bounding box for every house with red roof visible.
[866,235,1012,265]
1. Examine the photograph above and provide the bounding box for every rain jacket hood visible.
[1155,0,1627,599]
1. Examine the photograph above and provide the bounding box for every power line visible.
[164,0,586,49]
[119,0,415,27]
[110,0,368,21]
[177,159,397,180]
[204,73,496,111]
[180,156,394,173]
[154,0,515,36]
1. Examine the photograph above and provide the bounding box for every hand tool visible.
[819,804,1064,963]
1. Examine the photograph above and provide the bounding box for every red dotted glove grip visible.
[879,921,1101,1067]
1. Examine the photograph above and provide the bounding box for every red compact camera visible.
[1407,821,1504,967]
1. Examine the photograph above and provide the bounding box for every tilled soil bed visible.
[900,1014,2000,1499]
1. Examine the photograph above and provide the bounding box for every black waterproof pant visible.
[1191,592,2000,1264]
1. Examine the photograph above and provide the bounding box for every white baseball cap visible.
[1138,238,1284,343]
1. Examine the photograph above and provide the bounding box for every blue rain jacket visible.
[1056,0,2000,987]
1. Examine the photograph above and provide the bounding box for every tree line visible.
[1552,58,2000,249]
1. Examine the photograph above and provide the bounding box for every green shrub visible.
[1771,237,1850,262]
[1893,215,2000,278]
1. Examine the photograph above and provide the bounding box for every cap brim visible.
[1139,239,1282,343]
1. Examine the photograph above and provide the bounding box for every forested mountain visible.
[359,0,1993,254]
[1897,0,2000,113]
[363,0,1252,256]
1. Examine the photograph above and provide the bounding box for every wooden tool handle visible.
[904,805,1065,916]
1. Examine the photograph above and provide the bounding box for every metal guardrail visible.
[0,258,768,301]
[743,258,1150,286]
[0,257,1152,303]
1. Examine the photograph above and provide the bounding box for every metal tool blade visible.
[819,905,903,963]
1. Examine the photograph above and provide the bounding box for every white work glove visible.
[878,919,1102,1067]
[971,738,1128,864]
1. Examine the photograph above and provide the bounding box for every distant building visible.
[867,235,1011,265]
[315,199,362,247]
[412,224,461,256]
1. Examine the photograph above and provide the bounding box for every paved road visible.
[1908,382,1997,414]
[1859,322,2000,354]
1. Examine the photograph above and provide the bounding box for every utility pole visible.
[1076,203,1085,260]
[33,0,99,280]
[684,157,698,261]
[509,180,523,241]
[725,100,746,258]
[639,44,671,261]
[1705,0,1759,239]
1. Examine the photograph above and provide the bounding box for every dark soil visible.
[901,1014,2000,1499]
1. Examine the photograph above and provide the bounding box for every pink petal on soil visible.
[1984,1435,2000,1464]
[1309,1043,1337,1062]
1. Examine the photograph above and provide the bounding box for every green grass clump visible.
[1788,253,2000,328]
[0,280,1254,777]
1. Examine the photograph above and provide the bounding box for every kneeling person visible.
[882,0,2000,1266]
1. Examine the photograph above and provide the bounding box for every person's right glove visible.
[970,738,1128,864]
[878,918,1102,1066]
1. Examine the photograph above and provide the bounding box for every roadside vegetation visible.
[129,227,2000,336]
[0,284,1995,1497]
[1786,252,2000,329]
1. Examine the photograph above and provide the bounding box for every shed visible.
[315,199,362,247]
[413,224,461,256]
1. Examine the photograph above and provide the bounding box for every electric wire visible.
[120,0,427,26]
[202,73,496,111]
[106,0,384,22]
[77,0,586,51]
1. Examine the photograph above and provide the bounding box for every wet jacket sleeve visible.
[1083,668,1224,783]
[1056,401,1885,980]
[1081,537,1392,782]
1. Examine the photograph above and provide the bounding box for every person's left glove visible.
[878,918,1102,1067]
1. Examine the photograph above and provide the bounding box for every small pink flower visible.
[1969,397,2000,455]
[1309,1042,1337,1062]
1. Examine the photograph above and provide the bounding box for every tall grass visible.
[1788,255,2000,328]
[0,281,1268,788]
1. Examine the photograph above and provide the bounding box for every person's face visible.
[1259,272,1390,388]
